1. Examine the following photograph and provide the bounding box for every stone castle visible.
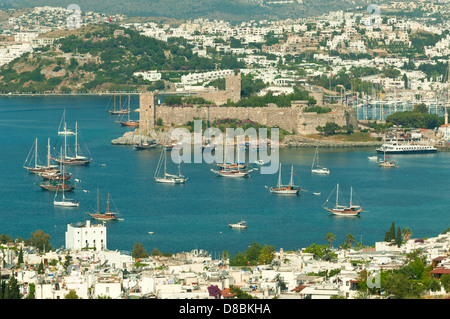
[138,74,357,136]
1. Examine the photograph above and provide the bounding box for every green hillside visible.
[1,0,370,22]
[0,24,245,93]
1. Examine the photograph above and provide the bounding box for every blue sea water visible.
[1,95,449,256]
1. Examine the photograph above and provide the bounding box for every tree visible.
[345,233,355,249]
[132,243,149,259]
[401,228,412,242]
[3,273,20,299]
[402,73,408,89]
[395,227,402,247]
[258,245,275,265]
[385,222,396,242]
[441,274,450,293]
[24,230,52,252]
[413,103,428,114]
[65,290,79,299]
[207,285,221,299]
[18,248,24,266]
[325,232,336,248]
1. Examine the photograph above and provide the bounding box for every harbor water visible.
[1,95,449,256]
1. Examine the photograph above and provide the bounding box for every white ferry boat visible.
[376,141,437,154]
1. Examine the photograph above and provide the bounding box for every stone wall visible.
[139,92,358,136]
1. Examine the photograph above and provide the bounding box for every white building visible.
[133,70,162,82]
[181,69,234,86]
[65,220,107,252]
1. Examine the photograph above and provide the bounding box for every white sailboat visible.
[311,147,330,175]
[154,143,187,184]
[55,122,92,165]
[266,164,301,195]
[24,138,59,174]
[323,184,364,216]
[54,148,79,207]
[57,110,76,136]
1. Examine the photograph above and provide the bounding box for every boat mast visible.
[97,188,99,214]
[289,165,294,186]
[47,138,51,168]
[75,122,78,158]
[277,163,282,188]
[35,138,38,169]
[350,186,353,205]
[336,183,339,206]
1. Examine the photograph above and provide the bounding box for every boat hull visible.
[268,188,300,195]
[325,208,362,216]
[55,159,91,166]
[311,168,330,175]
[135,143,157,150]
[376,149,437,154]
[211,169,250,178]
[89,214,118,221]
[54,201,79,207]
[155,177,186,184]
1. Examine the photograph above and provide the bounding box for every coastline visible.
[111,130,384,149]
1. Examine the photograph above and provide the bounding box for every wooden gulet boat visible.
[115,95,139,127]
[24,138,59,175]
[88,189,119,221]
[323,184,364,216]
[266,163,301,195]
[108,92,129,115]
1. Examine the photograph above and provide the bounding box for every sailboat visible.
[377,150,398,168]
[266,164,301,194]
[154,143,187,184]
[57,110,75,136]
[108,92,129,115]
[311,147,330,175]
[115,95,139,127]
[88,189,119,221]
[210,140,253,178]
[24,138,59,175]
[55,122,92,165]
[323,184,364,216]
[53,148,79,207]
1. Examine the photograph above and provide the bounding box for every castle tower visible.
[139,91,157,133]
[225,72,241,103]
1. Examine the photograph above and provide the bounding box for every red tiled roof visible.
[291,285,308,292]
[430,268,450,274]
[221,288,236,298]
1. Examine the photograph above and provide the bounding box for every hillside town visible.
[0,2,450,125]
[0,220,449,299]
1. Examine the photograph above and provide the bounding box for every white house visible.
[133,70,162,82]
[65,220,107,252]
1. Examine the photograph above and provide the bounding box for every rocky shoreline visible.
[111,131,154,145]
[283,135,383,148]
[111,131,383,149]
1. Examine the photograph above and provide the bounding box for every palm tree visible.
[401,228,412,242]
[346,233,355,248]
[325,232,336,247]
